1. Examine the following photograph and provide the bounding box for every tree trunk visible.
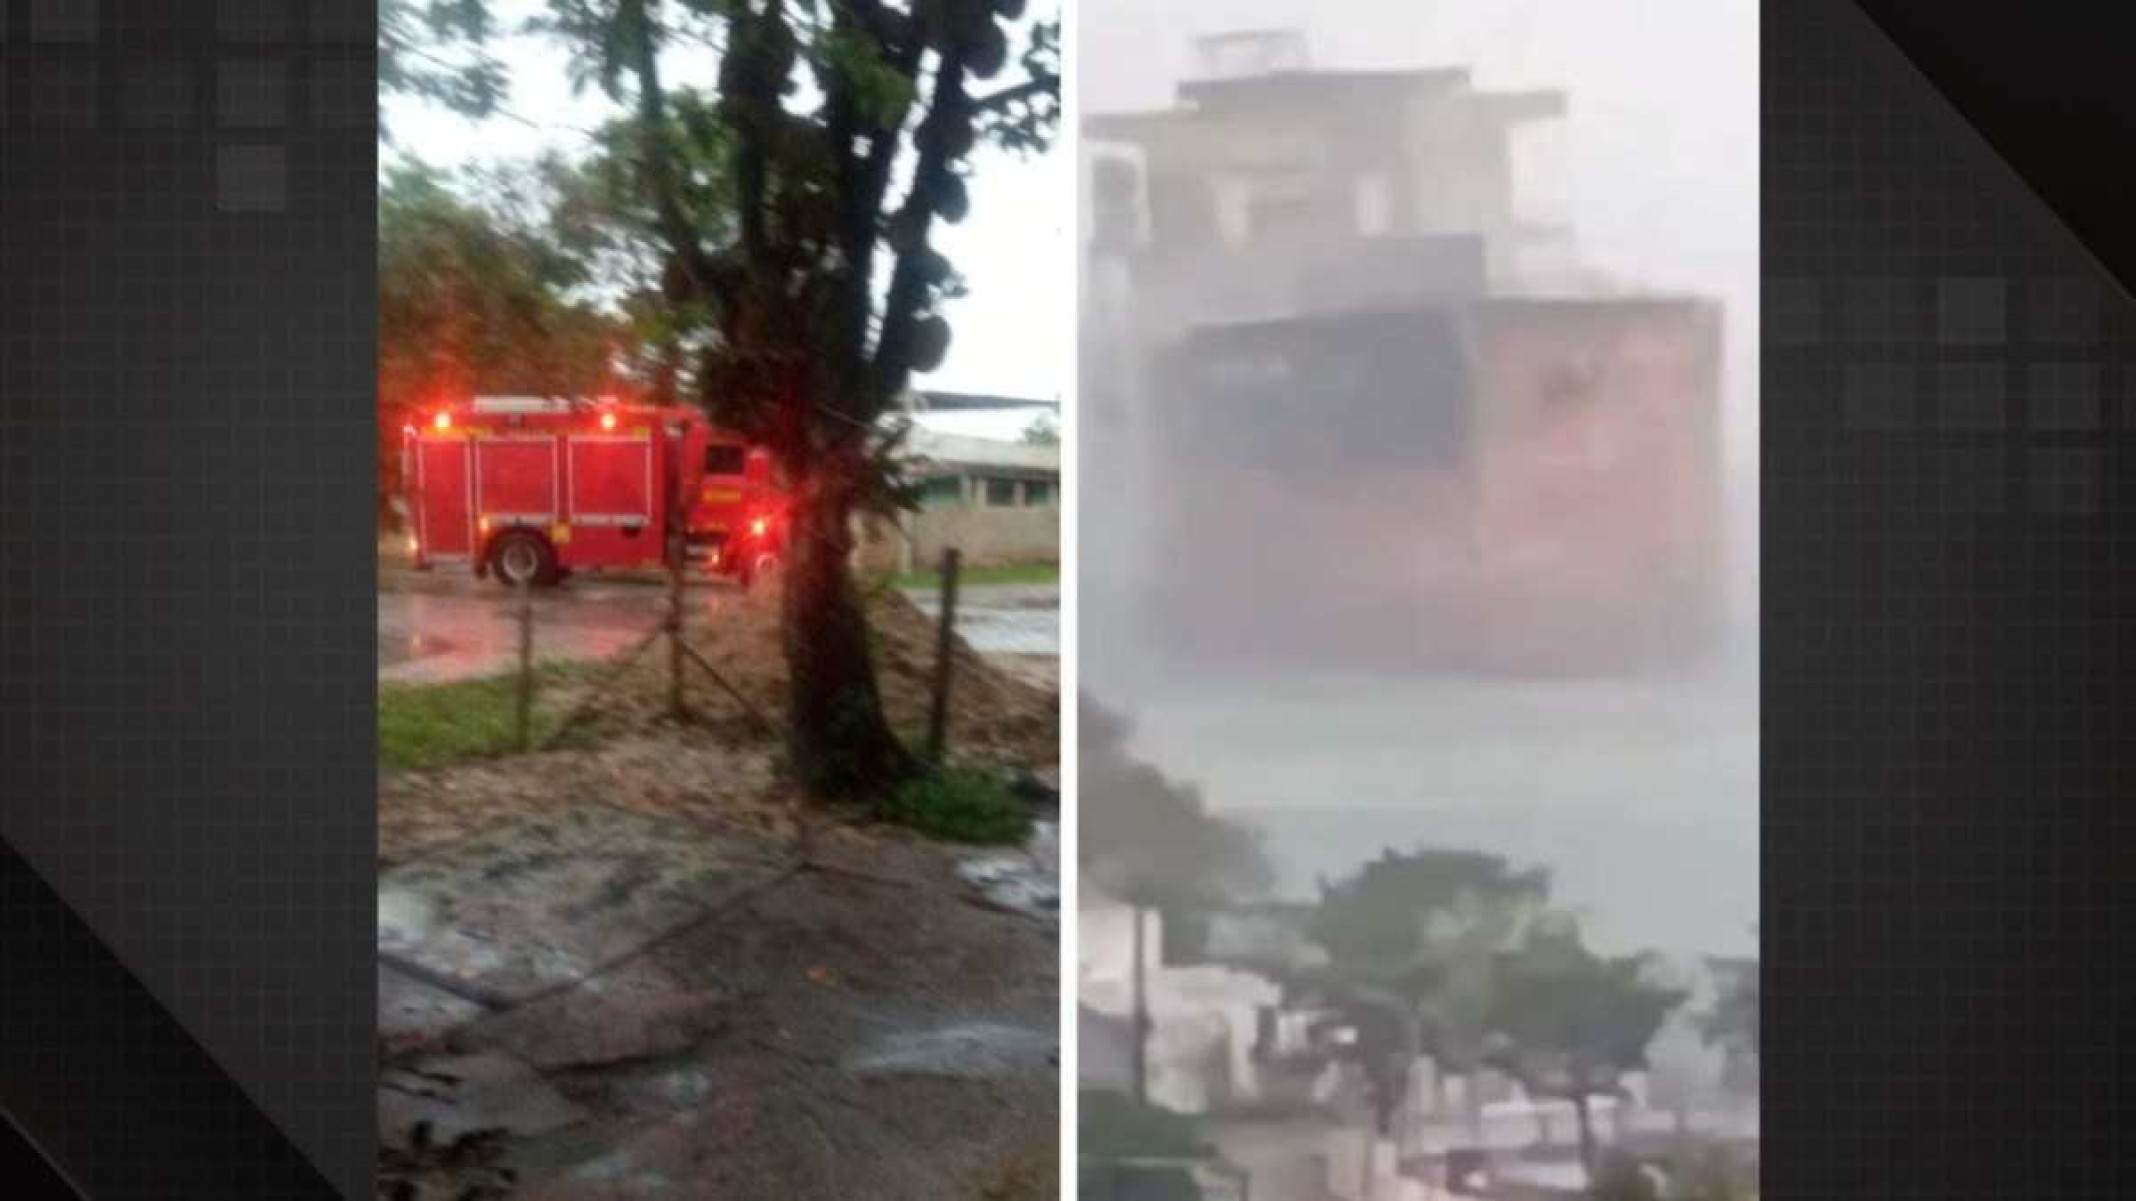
[1389,1007,1423,1139]
[1573,1090,1598,1182]
[781,456,913,797]
[1130,903,1149,1106]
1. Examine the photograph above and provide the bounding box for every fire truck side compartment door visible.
[474,436,559,524]
[415,437,474,557]
[567,434,655,525]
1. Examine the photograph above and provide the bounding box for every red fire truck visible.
[401,395,786,588]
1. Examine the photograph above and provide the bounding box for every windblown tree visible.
[1021,412,1059,445]
[1700,928,1759,1098]
[381,0,507,138]
[1080,694,1273,912]
[1482,918,1687,1179]
[523,0,1060,795]
[1705,962,1758,1064]
[1080,693,1271,1104]
[378,162,631,525]
[1306,848,1553,1134]
[1309,852,1688,1173]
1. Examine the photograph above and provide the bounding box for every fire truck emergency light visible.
[750,517,769,537]
[433,411,451,431]
[600,411,618,431]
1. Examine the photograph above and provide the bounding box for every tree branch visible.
[618,0,716,300]
[722,0,788,267]
[970,76,1051,115]
[822,0,920,400]
[871,33,972,400]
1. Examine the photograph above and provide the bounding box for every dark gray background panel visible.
[1767,3,2132,1199]
[1,1,374,1195]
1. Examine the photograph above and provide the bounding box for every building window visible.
[984,477,1019,507]
[1024,480,1056,508]
[1246,179,1351,242]
[918,475,964,508]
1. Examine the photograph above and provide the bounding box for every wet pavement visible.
[907,598,1059,658]
[379,579,674,684]
[377,806,791,1007]
[956,819,1059,919]
[377,801,1060,1200]
[380,572,1059,683]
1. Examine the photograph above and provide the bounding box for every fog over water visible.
[1080,0,1759,958]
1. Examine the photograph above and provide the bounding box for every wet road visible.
[379,580,673,684]
[905,584,1060,658]
[379,574,1059,684]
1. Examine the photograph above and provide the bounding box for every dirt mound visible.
[554,578,1057,771]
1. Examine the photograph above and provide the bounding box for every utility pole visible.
[1130,901,1149,1106]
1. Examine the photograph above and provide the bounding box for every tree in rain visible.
[1482,916,1687,1179]
[378,162,628,526]
[1306,848,1553,1135]
[1020,412,1059,445]
[1700,926,1759,1098]
[385,0,1059,795]
[1080,693,1272,1104]
[381,0,508,136]
[1080,693,1272,912]
[528,0,1060,794]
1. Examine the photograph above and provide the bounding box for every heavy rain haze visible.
[1079,0,1758,959]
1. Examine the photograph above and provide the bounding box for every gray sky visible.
[383,0,1067,402]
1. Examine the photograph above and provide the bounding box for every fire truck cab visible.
[402,395,785,588]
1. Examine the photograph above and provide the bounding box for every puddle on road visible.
[956,821,1058,917]
[379,887,439,946]
[379,631,460,667]
[951,612,1058,657]
[843,1021,1055,1080]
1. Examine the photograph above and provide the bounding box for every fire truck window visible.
[704,444,747,476]
[984,478,1019,507]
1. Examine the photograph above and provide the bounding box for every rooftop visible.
[904,427,1058,473]
[1086,68,1563,144]
[912,390,1058,412]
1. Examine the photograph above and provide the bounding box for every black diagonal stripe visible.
[0,838,338,1200]
[1852,0,2136,298]
[3,1106,85,1199]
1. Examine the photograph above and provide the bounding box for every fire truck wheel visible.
[740,552,779,591]
[489,530,559,588]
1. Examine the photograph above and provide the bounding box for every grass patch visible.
[882,562,1058,590]
[880,764,1032,845]
[379,663,594,772]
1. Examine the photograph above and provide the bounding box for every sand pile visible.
[555,577,1057,770]
[379,581,1056,863]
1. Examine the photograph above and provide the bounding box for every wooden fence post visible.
[514,578,535,751]
[924,547,962,763]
